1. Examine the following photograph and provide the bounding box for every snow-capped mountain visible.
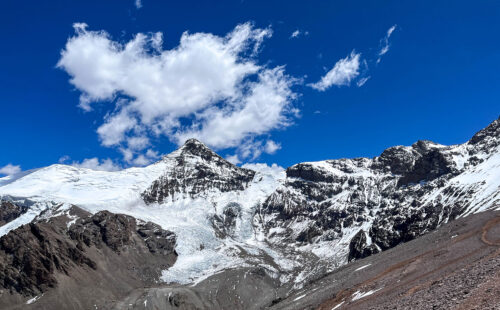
[0,117,499,309]
[259,119,500,273]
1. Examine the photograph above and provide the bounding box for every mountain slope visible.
[0,117,498,309]
[258,118,500,285]
[269,210,500,310]
[0,204,177,310]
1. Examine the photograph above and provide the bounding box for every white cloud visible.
[237,140,264,161]
[226,154,241,165]
[377,25,397,63]
[264,140,281,154]
[241,162,285,178]
[71,158,121,171]
[308,51,361,91]
[58,22,296,162]
[135,0,142,9]
[132,154,150,166]
[97,109,138,147]
[58,155,71,163]
[173,67,295,149]
[131,148,160,166]
[225,138,282,164]
[127,136,149,150]
[0,164,21,176]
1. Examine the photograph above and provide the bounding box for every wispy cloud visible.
[134,0,142,9]
[59,156,122,171]
[310,24,397,90]
[356,76,370,87]
[58,22,297,163]
[308,51,361,91]
[290,29,309,39]
[377,25,397,63]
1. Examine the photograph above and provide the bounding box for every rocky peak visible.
[467,116,500,156]
[143,139,256,204]
[177,138,221,160]
[469,116,500,145]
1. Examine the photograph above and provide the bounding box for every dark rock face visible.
[69,210,177,256]
[286,163,336,183]
[348,230,379,262]
[0,221,96,296]
[142,139,255,204]
[469,116,499,146]
[69,211,136,252]
[0,200,27,226]
[137,221,177,255]
[397,148,453,186]
[211,202,242,238]
[0,208,177,297]
[375,145,417,175]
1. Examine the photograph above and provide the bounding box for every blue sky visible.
[0,0,499,174]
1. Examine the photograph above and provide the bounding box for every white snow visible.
[0,162,169,209]
[354,264,371,271]
[351,287,382,301]
[0,201,53,237]
[26,295,42,304]
[331,301,344,310]
[293,293,306,301]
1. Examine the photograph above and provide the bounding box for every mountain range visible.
[0,117,499,309]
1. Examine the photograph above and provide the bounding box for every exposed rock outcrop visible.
[0,200,27,226]
[142,139,255,204]
[0,206,177,302]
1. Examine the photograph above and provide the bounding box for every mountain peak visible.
[182,138,206,148]
[177,138,221,160]
[469,116,500,145]
[144,138,256,204]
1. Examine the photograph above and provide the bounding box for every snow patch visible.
[354,264,371,271]
[26,294,42,304]
[351,288,382,301]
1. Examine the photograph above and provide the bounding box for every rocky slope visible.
[0,200,27,226]
[0,204,177,309]
[0,116,498,309]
